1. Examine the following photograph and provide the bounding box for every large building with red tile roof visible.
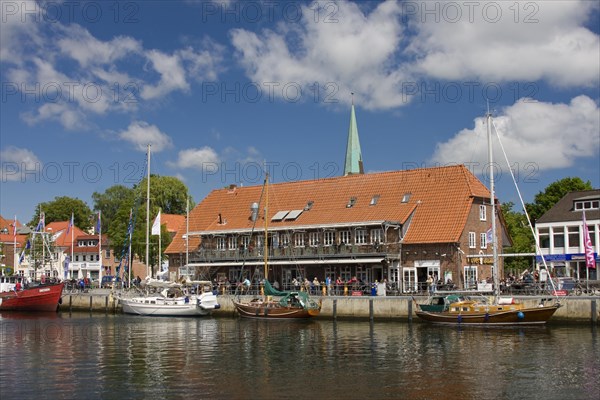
[0,215,27,272]
[165,164,509,292]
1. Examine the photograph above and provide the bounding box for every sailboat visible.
[118,145,220,316]
[232,174,321,319]
[415,110,561,325]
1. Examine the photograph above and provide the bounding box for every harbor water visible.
[1,312,598,400]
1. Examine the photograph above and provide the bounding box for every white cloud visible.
[408,1,600,87]
[2,16,224,128]
[141,50,190,100]
[230,0,410,109]
[119,121,173,152]
[231,1,599,110]
[0,146,42,182]
[430,96,600,171]
[170,147,220,169]
[56,24,142,67]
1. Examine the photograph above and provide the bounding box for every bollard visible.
[333,299,337,320]
[344,286,348,296]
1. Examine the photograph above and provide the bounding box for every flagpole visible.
[158,208,162,278]
[98,211,102,287]
[70,213,74,280]
[146,144,151,279]
[186,197,189,272]
[13,215,17,274]
[128,208,133,288]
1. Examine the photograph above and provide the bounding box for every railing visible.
[188,243,393,264]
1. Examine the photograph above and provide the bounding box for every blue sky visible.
[1,0,599,224]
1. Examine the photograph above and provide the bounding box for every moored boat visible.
[233,280,321,319]
[119,279,220,317]
[0,276,65,312]
[232,174,322,320]
[415,295,560,325]
[414,110,561,326]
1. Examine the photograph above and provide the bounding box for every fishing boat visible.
[0,276,65,312]
[232,174,321,319]
[415,110,561,325]
[119,279,219,316]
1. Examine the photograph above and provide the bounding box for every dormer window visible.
[401,193,411,203]
[304,201,314,211]
[370,195,380,206]
[574,200,600,211]
[347,197,357,208]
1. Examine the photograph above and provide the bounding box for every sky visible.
[1,0,599,225]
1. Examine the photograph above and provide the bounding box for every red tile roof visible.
[162,214,185,233]
[45,221,87,248]
[166,165,491,254]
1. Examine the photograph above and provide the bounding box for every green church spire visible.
[344,95,364,176]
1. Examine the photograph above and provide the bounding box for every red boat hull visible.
[0,282,65,312]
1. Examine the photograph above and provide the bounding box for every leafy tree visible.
[501,202,535,275]
[92,185,135,232]
[104,175,194,277]
[525,177,593,223]
[29,196,93,230]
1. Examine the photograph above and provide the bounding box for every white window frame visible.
[468,232,476,249]
[323,231,335,246]
[228,236,237,250]
[308,232,319,247]
[339,230,351,245]
[355,229,367,245]
[281,233,290,247]
[240,236,251,249]
[216,237,226,251]
[294,233,305,247]
[370,229,383,244]
[479,205,487,221]
[480,232,487,249]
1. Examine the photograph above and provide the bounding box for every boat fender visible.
[484,313,489,322]
[457,315,462,323]
[59,297,62,305]
[185,297,189,304]
[214,304,221,309]
[517,311,525,319]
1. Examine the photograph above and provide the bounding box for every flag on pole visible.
[19,240,31,264]
[151,210,161,235]
[96,211,101,234]
[67,213,74,234]
[13,215,17,238]
[583,211,596,270]
[486,226,493,245]
[35,212,45,232]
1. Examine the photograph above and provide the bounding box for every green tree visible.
[92,185,135,232]
[105,175,194,277]
[501,202,535,275]
[525,177,593,223]
[29,197,93,230]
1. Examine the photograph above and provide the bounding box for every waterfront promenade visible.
[60,289,600,324]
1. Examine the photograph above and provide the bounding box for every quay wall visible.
[60,291,599,325]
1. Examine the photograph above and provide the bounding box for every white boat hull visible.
[120,293,220,317]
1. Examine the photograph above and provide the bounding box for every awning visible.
[186,257,385,268]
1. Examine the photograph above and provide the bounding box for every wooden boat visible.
[233,280,321,319]
[232,174,321,319]
[415,295,560,325]
[0,277,65,312]
[119,279,220,317]
[415,111,561,326]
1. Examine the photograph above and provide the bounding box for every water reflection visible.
[1,313,598,400]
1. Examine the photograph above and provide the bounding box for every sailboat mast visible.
[264,174,269,281]
[145,144,151,279]
[487,110,500,302]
